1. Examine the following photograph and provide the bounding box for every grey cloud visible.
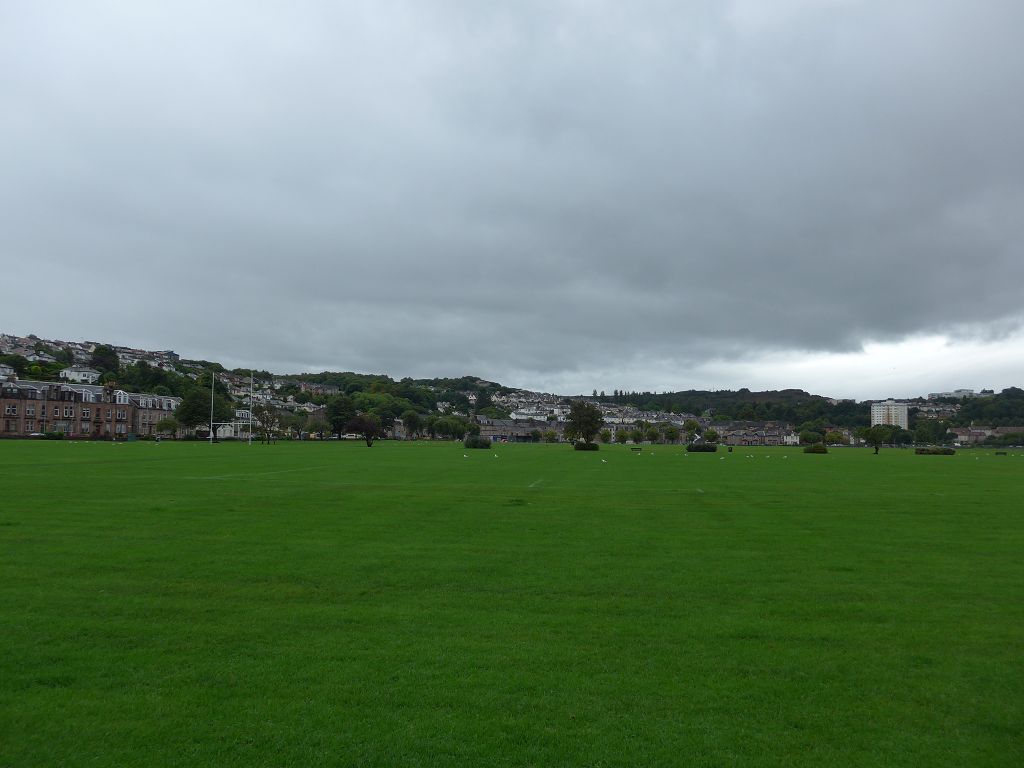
[2,1,1022,393]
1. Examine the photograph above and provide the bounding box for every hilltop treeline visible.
[596,388,871,428]
[284,371,514,418]
[945,387,1024,426]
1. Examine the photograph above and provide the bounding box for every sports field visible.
[1,440,1021,766]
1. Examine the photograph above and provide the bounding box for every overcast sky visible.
[2,1,1022,399]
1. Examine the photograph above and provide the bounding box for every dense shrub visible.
[915,446,955,455]
[803,443,828,454]
[686,442,718,453]
[44,431,65,440]
[574,442,599,451]
[463,435,492,449]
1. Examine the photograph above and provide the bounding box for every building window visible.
[63,407,74,418]
[116,409,127,420]
[26,420,35,432]
[3,405,16,416]
[53,407,60,417]
[26,406,35,416]
[81,408,90,419]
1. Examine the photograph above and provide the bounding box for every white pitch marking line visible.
[528,478,544,488]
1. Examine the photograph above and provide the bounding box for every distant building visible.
[709,420,797,447]
[870,399,909,429]
[59,366,101,384]
[1,380,180,437]
[948,425,1024,445]
[927,389,995,399]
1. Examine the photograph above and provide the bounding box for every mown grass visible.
[1,440,1022,766]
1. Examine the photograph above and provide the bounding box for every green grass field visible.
[1,440,1021,766]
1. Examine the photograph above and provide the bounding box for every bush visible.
[45,431,65,440]
[915,446,955,455]
[686,442,718,453]
[463,435,492,449]
[574,442,599,451]
[803,443,828,454]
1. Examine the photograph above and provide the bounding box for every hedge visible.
[686,443,718,453]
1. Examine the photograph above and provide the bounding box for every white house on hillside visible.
[59,366,101,384]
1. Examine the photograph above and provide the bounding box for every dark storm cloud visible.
[2,1,1022,391]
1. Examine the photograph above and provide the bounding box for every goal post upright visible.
[209,370,215,445]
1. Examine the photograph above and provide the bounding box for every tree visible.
[683,419,700,437]
[913,419,950,445]
[474,388,493,413]
[704,428,719,443]
[352,391,406,430]
[346,414,383,447]
[0,354,29,377]
[858,425,894,454]
[663,425,680,444]
[824,430,845,445]
[154,417,178,436]
[599,429,612,444]
[252,403,281,444]
[400,410,422,439]
[175,388,232,435]
[543,430,558,443]
[892,427,914,446]
[646,426,661,443]
[615,430,629,444]
[89,344,120,376]
[306,412,329,439]
[800,430,823,445]
[435,416,469,440]
[564,400,604,445]
[284,410,309,438]
[325,394,355,437]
